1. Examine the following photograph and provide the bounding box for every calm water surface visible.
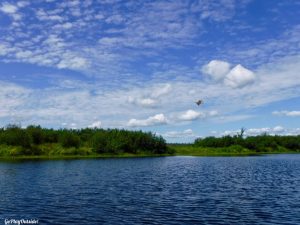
[0,155,300,225]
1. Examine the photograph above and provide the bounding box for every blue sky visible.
[0,0,300,142]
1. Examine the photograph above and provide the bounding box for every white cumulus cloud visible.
[202,60,231,81]
[88,120,102,128]
[127,83,171,108]
[273,126,285,133]
[174,110,218,122]
[127,96,157,107]
[127,113,167,127]
[208,110,219,116]
[178,110,205,121]
[202,61,256,88]
[139,98,157,106]
[224,64,256,88]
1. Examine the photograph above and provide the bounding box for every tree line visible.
[0,125,170,156]
[194,130,300,152]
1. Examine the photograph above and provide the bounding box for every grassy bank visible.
[169,144,300,156]
[0,144,172,160]
[1,144,299,160]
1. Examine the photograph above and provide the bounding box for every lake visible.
[0,155,300,224]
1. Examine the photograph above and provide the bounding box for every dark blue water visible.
[0,155,300,225]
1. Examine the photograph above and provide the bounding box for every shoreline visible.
[1,144,299,161]
[0,153,173,161]
[1,151,299,161]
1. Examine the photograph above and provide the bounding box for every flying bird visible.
[195,100,203,106]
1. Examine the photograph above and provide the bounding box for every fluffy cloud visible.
[128,97,157,107]
[127,83,171,108]
[0,3,18,14]
[208,110,219,116]
[202,60,231,81]
[139,98,156,106]
[224,64,256,88]
[273,126,285,133]
[273,110,300,117]
[176,110,218,122]
[127,114,167,127]
[57,56,89,70]
[202,61,256,88]
[177,110,205,121]
[88,120,102,128]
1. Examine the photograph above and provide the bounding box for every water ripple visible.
[0,155,300,224]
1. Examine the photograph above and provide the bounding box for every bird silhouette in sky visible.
[195,100,203,106]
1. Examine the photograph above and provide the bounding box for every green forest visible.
[0,125,299,158]
[0,125,171,157]
[194,131,300,153]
